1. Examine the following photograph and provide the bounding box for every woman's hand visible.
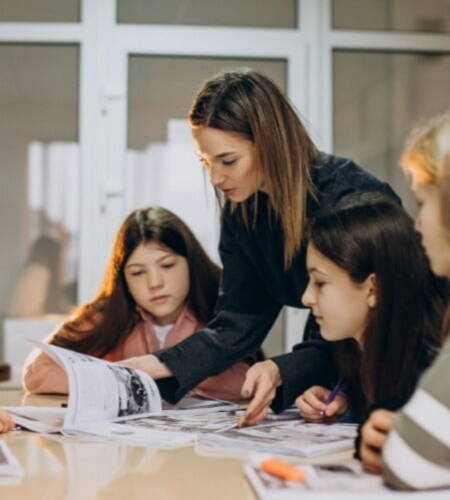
[295,385,348,423]
[117,354,173,379]
[360,409,394,474]
[0,409,15,433]
[238,360,282,426]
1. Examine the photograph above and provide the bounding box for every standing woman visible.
[122,69,399,417]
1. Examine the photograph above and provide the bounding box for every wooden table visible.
[0,390,353,500]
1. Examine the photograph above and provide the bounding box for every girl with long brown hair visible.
[295,192,448,424]
[359,112,450,490]
[23,206,250,400]
[120,69,400,421]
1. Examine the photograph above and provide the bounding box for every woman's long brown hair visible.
[51,207,221,356]
[189,69,319,269]
[309,192,449,416]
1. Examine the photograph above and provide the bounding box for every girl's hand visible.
[0,409,15,433]
[360,409,394,474]
[238,360,282,427]
[117,354,173,379]
[295,385,348,423]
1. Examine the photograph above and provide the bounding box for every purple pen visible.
[318,378,344,416]
[324,378,344,405]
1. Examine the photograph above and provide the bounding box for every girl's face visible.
[124,241,190,325]
[301,243,376,344]
[191,126,262,202]
[412,181,450,278]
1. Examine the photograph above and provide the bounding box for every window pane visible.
[333,50,450,213]
[0,44,79,385]
[333,0,450,33]
[127,55,286,356]
[0,0,80,22]
[117,0,297,28]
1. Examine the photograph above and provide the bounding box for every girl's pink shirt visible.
[22,306,249,401]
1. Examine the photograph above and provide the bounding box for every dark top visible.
[155,153,399,405]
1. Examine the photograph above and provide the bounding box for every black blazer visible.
[155,153,400,405]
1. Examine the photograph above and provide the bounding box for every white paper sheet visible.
[244,462,450,499]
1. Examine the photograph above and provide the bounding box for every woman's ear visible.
[366,273,377,308]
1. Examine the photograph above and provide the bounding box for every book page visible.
[5,406,66,433]
[29,341,162,430]
[197,420,357,458]
[244,463,450,499]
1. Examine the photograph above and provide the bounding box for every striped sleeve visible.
[382,338,450,490]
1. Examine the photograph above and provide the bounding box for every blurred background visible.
[1,0,449,386]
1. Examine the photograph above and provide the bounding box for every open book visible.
[7,342,357,457]
[6,341,237,437]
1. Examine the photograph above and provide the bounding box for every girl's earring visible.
[368,295,376,308]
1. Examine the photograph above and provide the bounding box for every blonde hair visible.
[189,69,318,269]
[401,112,450,335]
[400,112,450,240]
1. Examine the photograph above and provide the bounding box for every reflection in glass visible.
[0,0,80,22]
[0,45,79,318]
[333,50,450,214]
[0,44,79,387]
[117,0,297,28]
[333,0,450,33]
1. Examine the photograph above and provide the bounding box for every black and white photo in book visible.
[106,365,151,417]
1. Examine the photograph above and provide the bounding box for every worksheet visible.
[244,462,450,499]
[197,420,358,457]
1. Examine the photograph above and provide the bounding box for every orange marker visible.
[261,458,306,482]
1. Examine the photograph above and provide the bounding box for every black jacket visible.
[155,154,400,405]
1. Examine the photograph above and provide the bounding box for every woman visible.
[121,69,399,420]
[359,112,450,490]
[23,206,250,401]
[294,193,446,424]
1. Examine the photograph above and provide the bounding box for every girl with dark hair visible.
[295,193,448,424]
[119,69,400,423]
[23,206,251,400]
[360,112,450,489]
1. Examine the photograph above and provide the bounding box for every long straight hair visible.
[52,207,221,356]
[189,69,319,269]
[309,192,449,415]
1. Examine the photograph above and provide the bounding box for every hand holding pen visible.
[295,381,348,423]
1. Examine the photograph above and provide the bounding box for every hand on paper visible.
[238,360,282,427]
[359,409,394,474]
[117,354,173,379]
[0,409,15,433]
[295,385,348,423]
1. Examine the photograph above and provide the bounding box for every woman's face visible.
[191,126,262,202]
[301,243,376,344]
[124,242,190,325]
[412,180,450,278]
